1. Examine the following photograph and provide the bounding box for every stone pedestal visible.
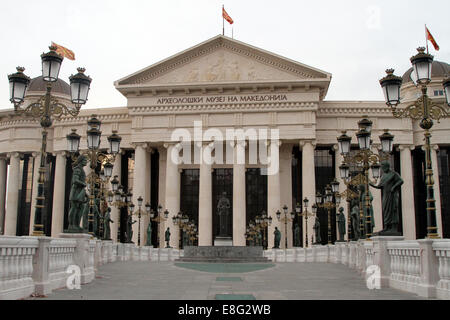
[285,249,296,262]
[150,248,159,261]
[371,236,404,288]
[295,248,306,262]
[275,249,286,262]
[59,234,94,285]
[159,248,169,261]
[28,236,52,296]
[416,239,440,298]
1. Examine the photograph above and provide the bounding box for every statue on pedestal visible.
[273,227,281,249]
[256,231,262,247]
[103,207,114,240]
[217,192,231,236]
[67,155,88,233]
[358,184,375,236]
[370,161,404,236]
[126,214,136,243]
[337,207,346,242]
[165,227,171,248]
[294,224,301,247]
[350,199,360,241]
[93,196,100,237]
[146,221,152,247]
[313,216,321,244]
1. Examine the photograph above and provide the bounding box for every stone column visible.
[158,146,167,248]
[4,152,20,235]
[280,144,293,248]
[198,142,213,246]
[233,140,246,247]
[28,152,41,234]
[110,153,122,242]
[399,145,416,240]
[371,144,383,234]
[334,144,347,241]
[164,143,180,248]
[300,141,316,247]
[431,145,443,238]
[51,152,67,237]
[267,141,281,249]
[132,143,148,246]
[0,156,7,234]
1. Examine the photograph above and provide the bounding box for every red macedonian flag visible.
[51,41,76,60]
[222,7,234,25]
[426,26,440,51]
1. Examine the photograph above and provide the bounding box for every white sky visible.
[1,0,449,110]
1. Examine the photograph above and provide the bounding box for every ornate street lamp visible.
[8,46,91,236]
[131,196,150,246]
[276,205,293,249]
[151,205,168,248]
[315,184,340,245]
[337,116,394,240]
[379,47,450,238]
[443,76,450,106]
[66,115,121,236]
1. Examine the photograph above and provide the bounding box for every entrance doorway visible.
[212,168,233,243]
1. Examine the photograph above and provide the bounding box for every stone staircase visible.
[176,246,271,263]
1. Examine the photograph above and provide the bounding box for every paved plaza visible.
[28,261,428,300]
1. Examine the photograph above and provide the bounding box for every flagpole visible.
[222,5,225,36]
[425,24,429,54]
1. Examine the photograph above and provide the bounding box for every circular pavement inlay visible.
[174,263,276,273]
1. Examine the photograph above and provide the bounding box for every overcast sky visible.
[1,0,449,110]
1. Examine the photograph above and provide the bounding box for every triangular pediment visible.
[115,35,331,87]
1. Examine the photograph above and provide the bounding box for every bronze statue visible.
[370,161,404,235]
[313,216,321,244]
[359,184,375,235]
[103,207,114,240]
[350,201,360,241]
[273,227,281,249]
[337,207,346,242]
[217,192,231,236]
[67,155,88,233]
[146,221,152,247]
[126,214,136,243]
[165,227,171,248]
[294,224,301,247]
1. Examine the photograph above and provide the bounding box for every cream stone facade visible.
[0,35,449,247]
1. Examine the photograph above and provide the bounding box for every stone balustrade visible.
[387,241,421,294]
[47,238,77,292]
[433,240,450,300]
[1,234,450,300]
[0,236,38,300]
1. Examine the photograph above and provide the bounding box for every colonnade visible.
[0,143,444,246]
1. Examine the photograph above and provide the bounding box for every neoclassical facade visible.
[0,35,449,248]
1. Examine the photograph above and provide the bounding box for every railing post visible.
[417,239,440,298]
[372,236,404,288]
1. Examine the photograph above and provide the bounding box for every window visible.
[438,147,450,238]
[314,147,336,244]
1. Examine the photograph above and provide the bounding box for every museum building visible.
[0,35,449,249]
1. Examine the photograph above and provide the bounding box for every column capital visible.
[163,141,178,149]
[299,140,316,149]
[420,144,439,152]
[268,140,282,147]
[397,145,415,152]
[54,150,68,157]
[131,142,148,149]
[7,152,20,159]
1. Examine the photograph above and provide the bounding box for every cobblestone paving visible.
[30,261,428,300]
